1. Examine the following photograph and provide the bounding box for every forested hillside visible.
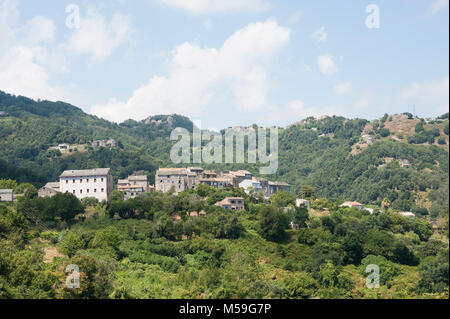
[0,90,448,216]
[0,90,449,300]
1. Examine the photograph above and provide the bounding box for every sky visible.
[0,0,448,129]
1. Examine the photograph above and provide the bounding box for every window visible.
[80,190,83,194]
[87,189,90,193]
[101,178,104,182]
[87,179,89,183]
[73,179,75,183]
[94,189,97,193]
[80,179,83,183]
[66,180,68,184]
[101,188,104,192]
[94,178,97,183]
[73,190,76,194]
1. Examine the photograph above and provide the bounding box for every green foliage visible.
[298,186,316,199]
[284,272,318,299]
[59,231,85,257]
[258,206,289,243]
[0,179,17,190]
[416,252,449,294]
[360,255,401,286]
[270,190,295,207]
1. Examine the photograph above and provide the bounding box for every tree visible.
[270,191,295,207]
[46,193,84,222]
[284,272,318,299]
[90,226,122,251]
[258,206,289,243]
[62,255,114,299]
[0,179,18,190]
[59,231,85,258]
[291,205,309,228]
[379,128,390,137]
[417,252,449,294]
[298,186,316,200]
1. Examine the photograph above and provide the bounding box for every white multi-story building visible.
[59,168,113,201]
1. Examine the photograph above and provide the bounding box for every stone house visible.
[38,182,61,198]
[215,197,245,211]
[0,189,14,202]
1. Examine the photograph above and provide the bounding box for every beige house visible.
[118,175,149,200]
[38,182,61,198]
[215,197,245,210]
[340,201,364,210]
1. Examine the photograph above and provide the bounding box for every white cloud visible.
[399,76,449,114]
[428,0,449,14]
[157,0,271,15]
[333,82,352,96]
[63,7,132,60]
[92,20,291,122]
[0,46,71,101]
[0,0,72,101]
[22,16,55,44]
[318,54,338,74]
[310,26,327,43]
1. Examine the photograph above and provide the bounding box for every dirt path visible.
[43,246,65,263]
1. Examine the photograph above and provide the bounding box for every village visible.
[33,167,291,210]
[0,166,419,221]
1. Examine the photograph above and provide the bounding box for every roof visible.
[269,181,290,187]
[340,201,363,207]
[0,189,13,194]
[157,168,188,176]
[44,182,60,189]
[60,168,110,178]
[399,212,415,217]
[230,170,253,177]
[128,175,148,181]
[215,197,245,206]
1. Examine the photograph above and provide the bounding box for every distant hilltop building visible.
[0,111,9,117]
[399,212,415,218]
[92,139,117,149]
[0,189,14,202]
[398,159,411,168]
[58,144,70,152]
[340,201,364,210]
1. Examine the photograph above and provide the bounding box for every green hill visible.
[0,90,448,217]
